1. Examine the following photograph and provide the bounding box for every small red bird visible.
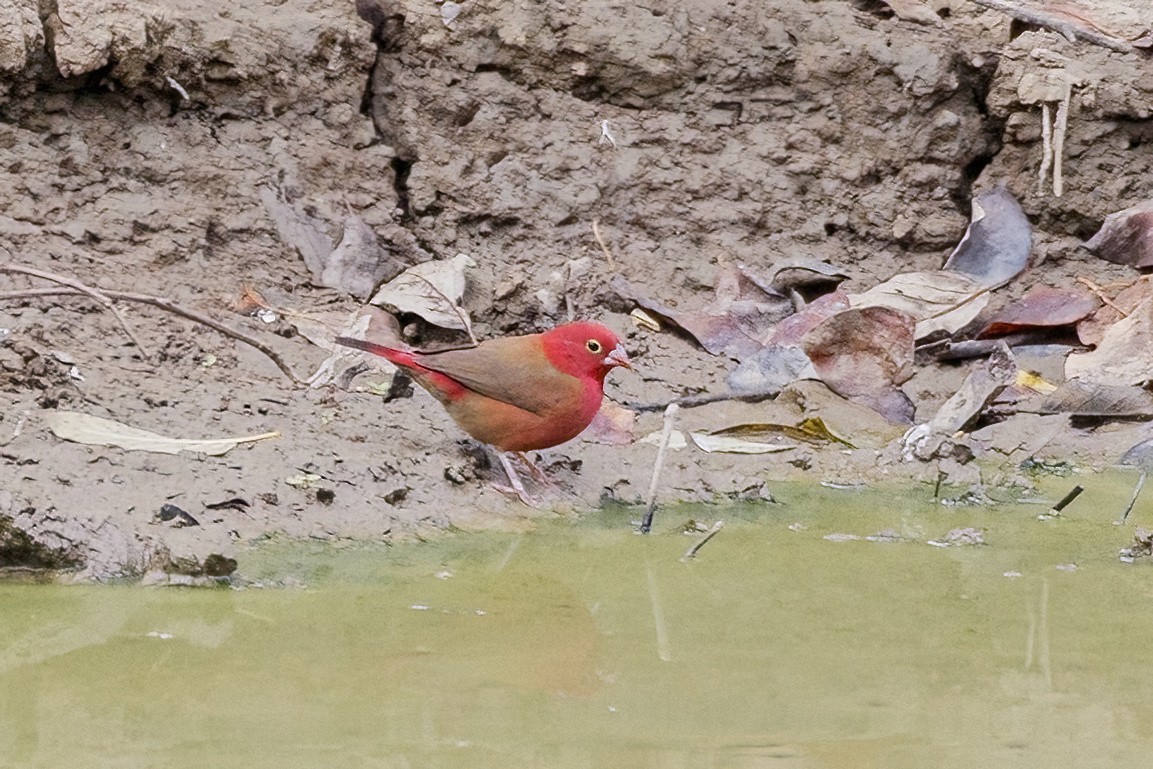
[335,321,631,498]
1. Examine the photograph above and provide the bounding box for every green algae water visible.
[5,477,1153,769]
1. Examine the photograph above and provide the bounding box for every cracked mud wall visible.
[2,0,1153,579]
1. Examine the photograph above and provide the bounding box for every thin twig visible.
[681,520,724,561]
[630,387,777,413]
[591,219,619,272]
[1118,471,1147,524]
[969,0,1141,54]
[1,264,152,359]
[0,286,305,385]
[1038,102,1053,195]
[639,403,678,534]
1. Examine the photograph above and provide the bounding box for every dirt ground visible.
[2,0,1152,581]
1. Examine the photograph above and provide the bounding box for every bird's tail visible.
[334,336,420,368]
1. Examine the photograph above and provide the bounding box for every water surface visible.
[3,477,1153,768]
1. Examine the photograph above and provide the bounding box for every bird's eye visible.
[586,339,603,354]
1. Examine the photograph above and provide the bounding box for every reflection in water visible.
[3,478,1153,767]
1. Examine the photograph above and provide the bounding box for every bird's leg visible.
[494,451,538,506]
[515,451,559,489]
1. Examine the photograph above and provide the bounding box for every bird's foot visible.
[514,451,562,491]
[491,482,541,507]
[495,452,542,507]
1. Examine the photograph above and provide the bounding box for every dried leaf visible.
[45,411,279,456]
[1030,381,1153,417]
[1017,370,1057,394]
[849,270,989,339]
[802,307,917,424]
[612,262,792,357]
[1077,278,1152,346]
[689,432,797,454]
[943,186,1031,289]
[766,258,848,294]
[639,430,688,450]
[322,214,406,301]
[1065,296,1153,387]
[260,187,335,284]
[928,344,1018,434]
[977,286,1100,338]
[726,345,817,395]
[709,417,854,447]
[370,253,474,333]
[580,400,637,445]
[769,290,851,346]
[1084,200,1153,269]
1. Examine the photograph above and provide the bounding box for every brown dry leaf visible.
[612,262,792,357]
[322,214,406,301]
[1084,200,1153,269]
[709,417,854,447]
[1029,381,1153,418]
[765,258,848,295]
[927,344,1018,434]
[802,307,917,424]
[1077,278,1152,346]
[1065,296,1153,387]
[233,284,271,314]
[848,270,988,340]
[580,400,637,446]
[769,290,850,346]
[370,254,475,334]
[977,286,1100,338]
[943,186,1031,289]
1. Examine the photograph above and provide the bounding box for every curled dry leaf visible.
[977,286,1100,338]
[1065,296,1153,387]
[802,307,917,424]
[370,253,475,334]
[943,186,1031,289]
[707,418,853,447]
[765,258,848,295]
[1084,200,1153,269]
[612,262,792,357]
[849,270,988,339]
[45,411,279,456]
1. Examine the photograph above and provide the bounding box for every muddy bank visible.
[1,0,1152,580]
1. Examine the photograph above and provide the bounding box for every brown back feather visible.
[414,335,581,416]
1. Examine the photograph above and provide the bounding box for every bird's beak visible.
[603,343,632,370]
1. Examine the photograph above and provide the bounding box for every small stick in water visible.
[639,403,679,534]
[1117,471,1148,525]
[1040,484,1084,519]
[681,520,724,562]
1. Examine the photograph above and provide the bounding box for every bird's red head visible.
[540,321,632,383]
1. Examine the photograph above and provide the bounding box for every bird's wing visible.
[415,335,582,416]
